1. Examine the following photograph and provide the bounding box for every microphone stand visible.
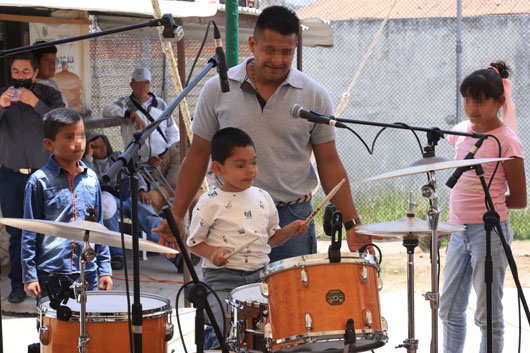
[329,116,530,351]
[102,53,224,353]
[452,162,530,353]
[0,14,181,58]
[162,207,228,353]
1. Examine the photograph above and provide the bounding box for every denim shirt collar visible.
[47,154,87,178]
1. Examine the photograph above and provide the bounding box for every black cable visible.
[175,280,228,353]
[344,122,423,156]
[185,20,213,88]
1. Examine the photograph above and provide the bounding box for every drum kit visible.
[221,156,507,353]
[0,156,508,353]
[0,217,177,353]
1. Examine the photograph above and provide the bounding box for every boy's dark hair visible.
[43,108,82,140]
[254,6,299,40]
[460,61,510,101]
[32,41,58,62]
[211,127,255,164]
[7,52,38,72]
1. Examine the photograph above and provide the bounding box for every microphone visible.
[289,104,347,128]
[213,22,230,93]
[446,136,487,188]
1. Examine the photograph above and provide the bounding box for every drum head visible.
[228,283,267,307]
[39,291,171,321]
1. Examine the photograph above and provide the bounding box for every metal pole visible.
[225,0,239,67]
[456,0,463,123]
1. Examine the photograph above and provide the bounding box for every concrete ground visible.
[1,239,529,352]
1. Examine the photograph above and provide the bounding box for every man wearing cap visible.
[32,41,68,106]
[0,52,65,303]
[103,67,179,163]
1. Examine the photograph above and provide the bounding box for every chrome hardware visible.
[301,267,308,287]
[363,309,373,327]
[305,313,313,331]
[260,282,269,297]
[360,265,368,283]
[39,325,49,345]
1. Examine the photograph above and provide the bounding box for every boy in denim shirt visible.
[22,108,112,298]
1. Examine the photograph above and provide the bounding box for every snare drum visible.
[37,291,173,353]
[226,283,268,353]
[261,253,387,352]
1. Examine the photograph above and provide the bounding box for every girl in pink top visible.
[440,61,526,353]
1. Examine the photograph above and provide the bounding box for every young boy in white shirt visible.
[187,127,307,349]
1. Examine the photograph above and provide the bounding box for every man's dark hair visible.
[211,127,255,164]
[254,5,300,40]
[7,52,38,72]
[43,108,82,140]
[32,41,58,62]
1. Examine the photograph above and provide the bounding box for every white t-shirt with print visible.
[187,186,280,271]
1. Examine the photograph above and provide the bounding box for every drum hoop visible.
[38,291,171,322]
[261,252,378,279]
[226,283,267,308]
[272,329,388,346]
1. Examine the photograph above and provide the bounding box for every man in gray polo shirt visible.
[156,6,375,262]
[0,52,64,303]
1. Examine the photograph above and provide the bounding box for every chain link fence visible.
[88,1,530,240]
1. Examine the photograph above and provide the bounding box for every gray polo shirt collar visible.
[229,57,304,90]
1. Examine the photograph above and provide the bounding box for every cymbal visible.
[0,218,177,254]
[357,157,510,183]
[356,216,465,240]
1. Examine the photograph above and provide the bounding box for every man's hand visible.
[152,217,183,257]
[24,281,42,298]
[138,190,152,205]
[98,275,113,290]
[346,227,383,254]
[17,88,39,107]
[147,156,162,167]
[130,111,146,130]
[0,86,14,108]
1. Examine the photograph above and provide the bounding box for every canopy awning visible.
[0,0,218,18]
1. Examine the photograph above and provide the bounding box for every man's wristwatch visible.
[344,217,362,230]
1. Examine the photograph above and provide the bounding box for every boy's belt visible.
[275,193,312,207]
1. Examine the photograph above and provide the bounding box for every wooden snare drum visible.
[37,291,173,353]
[261,253,387,352]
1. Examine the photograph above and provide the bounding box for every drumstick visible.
[304,178,346,226]
[225,237,259,260]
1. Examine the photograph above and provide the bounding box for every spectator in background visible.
[32,41,68,107]
[0,52,65,304]
[102,67,181,211]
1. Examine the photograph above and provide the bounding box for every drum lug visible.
[165,322,174,341]
[260,282,269,297]
[301,267,308,287]
[39,324,49,345]
[381,316,388,331]
[264,322,273,339]
[363,309,373,327]
[305,313,313,331]
[378,273,384,291]
[360,265,368,283]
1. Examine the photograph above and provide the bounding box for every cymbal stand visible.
[74,230,97,353]
[421,172,440,353]
[396,194,419,353]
